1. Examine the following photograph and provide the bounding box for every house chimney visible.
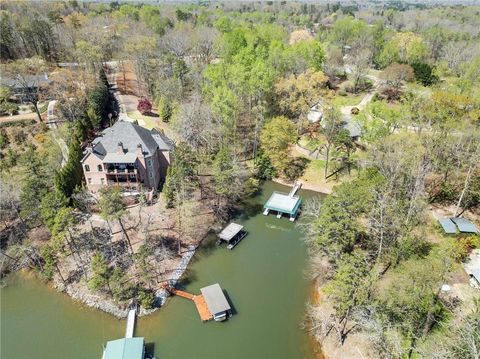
[117,142,124,154]
[136,143,143,156]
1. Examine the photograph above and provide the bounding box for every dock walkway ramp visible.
[125,309,136,338]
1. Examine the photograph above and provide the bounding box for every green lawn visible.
[298,136,321,152]
[333,93,365,107]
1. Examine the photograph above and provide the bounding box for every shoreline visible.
[272,177,333,195]
[55,244,199,319]
[4,180,330,322]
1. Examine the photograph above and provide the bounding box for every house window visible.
[85,165,90,172]
[101,178,105,185]
[149,171,153,178]
[147,159,152,167]
[87,178,92,184]
[98,164,103,172]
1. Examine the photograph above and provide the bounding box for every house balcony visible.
[106,173,139,185]
[105,164,137,174]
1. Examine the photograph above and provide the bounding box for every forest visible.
[0,1,479,358]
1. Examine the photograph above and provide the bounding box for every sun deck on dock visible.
[166,287,213,321]
[193,295,213,321]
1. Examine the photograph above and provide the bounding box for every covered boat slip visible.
[438,217,479,234]
[217,223,248,249]
[103,337,145,359]
[263,191,302,221]
[200,283,232,321]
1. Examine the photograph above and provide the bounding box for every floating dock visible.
[263,182,302,221]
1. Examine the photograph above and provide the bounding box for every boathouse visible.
[263,183,302,221]
[200,283,232,321]
[103,337,145,359]
[438,217,479,234]
[218,223,248,249]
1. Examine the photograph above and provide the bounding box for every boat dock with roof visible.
[102,307,154,359]
[217,223,248,249]
[163,282,232,322]
[263,182,302,221]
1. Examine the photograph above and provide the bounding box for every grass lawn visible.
[333,93,365,107]
[298,136,321,152]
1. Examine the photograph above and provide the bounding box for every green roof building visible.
[103,337,145,359]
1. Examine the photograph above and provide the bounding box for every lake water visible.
[1,181,321,359]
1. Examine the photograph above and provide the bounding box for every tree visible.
[378,244,456,357]
[40,190,69,231]
[324,250,373,344]
[212,147,246,211]
[381,63,415,95]
[411,62,438,86]
[137,98,152,115]
[347,48,372,93]
[378,32,428,68]
[41,244,65,284]
[275,69,329,120]
[54,125,83,199]
[301,177,373,263]
[330,17,368,55]
[20,144,50,227]
[260,116,297,175]
[98,186,132,253]
[320,105,344,179]
[88,252,111,293]
[0,87,18,115]
[158,97,173,123]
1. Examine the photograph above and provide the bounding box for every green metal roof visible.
[103,337,144,359]
[264,191,302,215]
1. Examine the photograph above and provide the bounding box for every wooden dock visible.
[165,286,212,321]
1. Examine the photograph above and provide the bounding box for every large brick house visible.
[81,121,174,193]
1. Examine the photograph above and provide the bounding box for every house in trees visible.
[81,120,174,193]
[0,73,51,104]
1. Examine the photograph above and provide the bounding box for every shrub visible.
[0,129,9,149]
[351,107,360,115]
[137,98,152,115]
[283,157,310,181]
[243,177,260,197]
[255,151,277,180]
[138,289,156,309]
[412,62,438,86]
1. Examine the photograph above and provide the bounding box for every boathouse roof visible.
[200,283,231,315]
[103,337,144,359]
[218,223,244,242]
[264,191,302,215]
[438,217,479,234]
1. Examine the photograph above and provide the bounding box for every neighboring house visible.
[81,121,174,193]
[308,102,362,140]
[0,73,51,104]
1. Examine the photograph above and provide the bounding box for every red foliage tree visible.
[137,99,152,115]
